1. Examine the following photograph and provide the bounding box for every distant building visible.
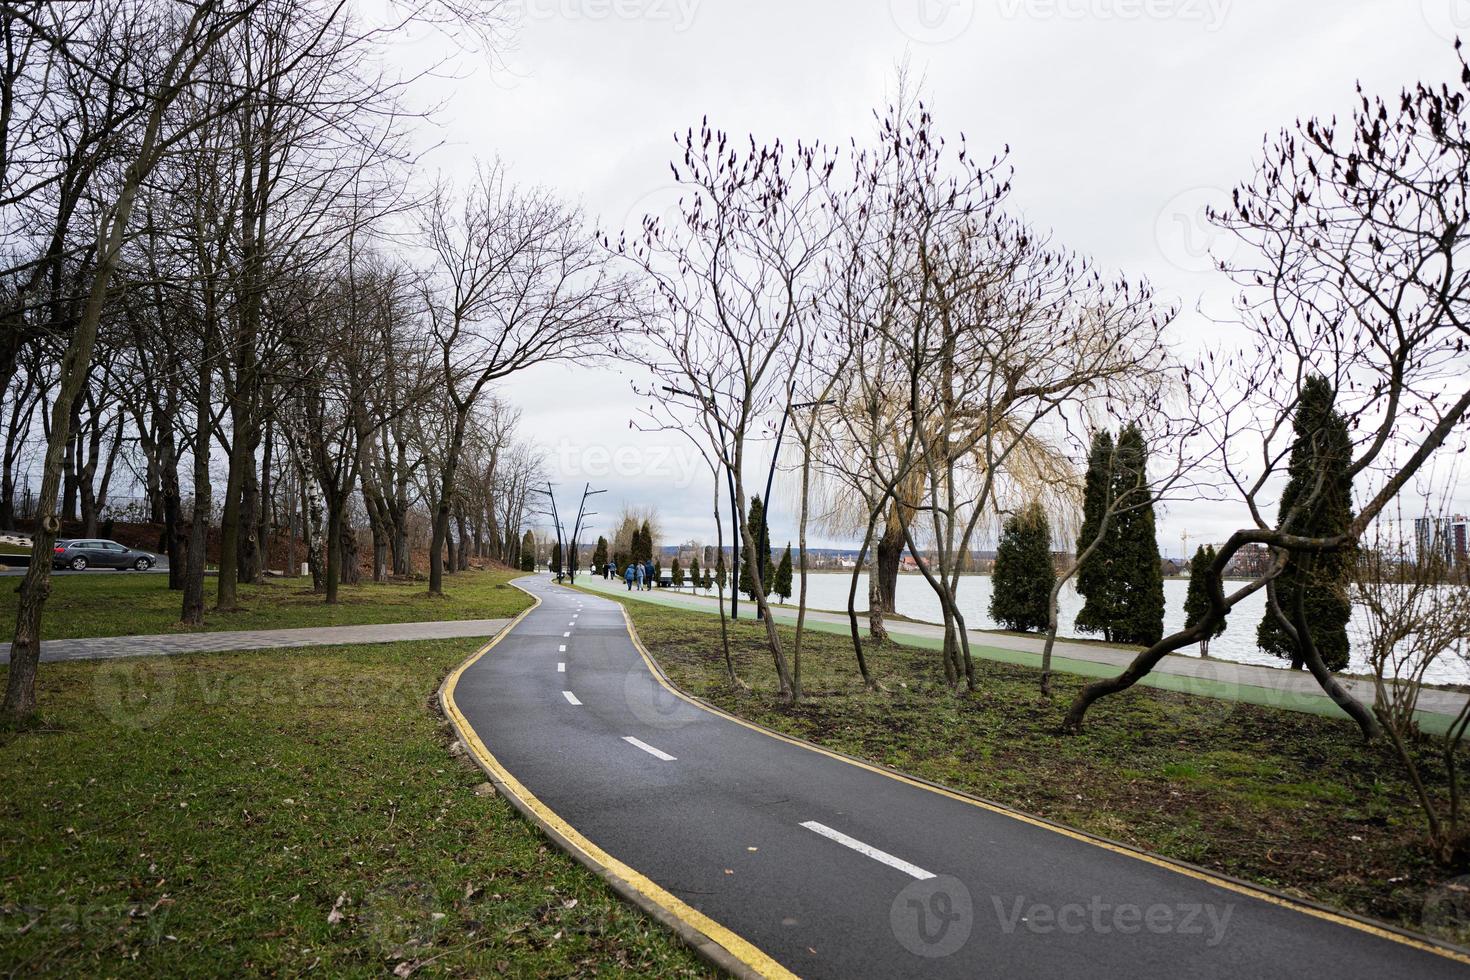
[1415,515,1467,565]
[1225,543,1272,577]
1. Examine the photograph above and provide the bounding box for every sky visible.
[384,0,1470,558]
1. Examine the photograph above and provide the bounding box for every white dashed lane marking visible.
[799,821,935,880]
[623,736,677,761]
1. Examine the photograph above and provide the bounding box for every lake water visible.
[752,572,1469,686]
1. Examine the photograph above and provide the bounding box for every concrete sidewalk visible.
[0,619,513,664]
[572,573,1469,728]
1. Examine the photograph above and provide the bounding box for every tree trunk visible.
[216,425,249,610]
[847,514,878,689]
[285,469,298,578]
[875,514,903,614]
[340,509,361,587]
[867,573,889,643]
[159,430,184,591]
[237,436,260,584]
[257,417,272,574]
[456,512,470,571]
[324,500,342,604]
[5,99,168,720]
[734,469,792,698]
[429,415,467,596]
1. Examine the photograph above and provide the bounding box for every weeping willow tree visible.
[798,101,1170,694]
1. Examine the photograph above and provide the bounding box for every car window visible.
[105,543,127,552]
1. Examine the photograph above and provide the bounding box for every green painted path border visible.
[571,575,1460,735]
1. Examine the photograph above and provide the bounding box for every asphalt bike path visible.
[444,576,1468,979]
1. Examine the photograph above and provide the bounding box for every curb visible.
[599,588,1470,969]
[438,581,793,979]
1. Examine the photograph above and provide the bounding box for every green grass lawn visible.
[0,639,708,977]
[0,568,534,640]
[606,595,1470,941]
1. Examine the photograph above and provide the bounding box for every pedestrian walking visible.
[625,564,635,591]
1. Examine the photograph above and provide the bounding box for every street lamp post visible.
[568,484,606,585]
[530,483,567,583]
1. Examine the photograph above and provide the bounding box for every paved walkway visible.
[447,575,1469,979]
[0,619,513,664]
[573,574,1469,728]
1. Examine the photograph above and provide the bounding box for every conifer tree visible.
[672,558,684,588]
[1109,424,1166,646]
[990,503,1055,633]
[1183,545,1227,655]
[638,520,654,563]
[774,544,793,603]
[739,496,774,599]
[1257,375,1354,671]
[690,555,702,592]
[592,536,608,569]
[1074,430,1118,639]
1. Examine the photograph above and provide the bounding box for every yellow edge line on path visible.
[440,584,798,980]
[603,590,1470,968]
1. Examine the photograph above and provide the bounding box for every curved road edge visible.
[603,597,1470,968]
[438,582,792,979]
[444,577,1470,976]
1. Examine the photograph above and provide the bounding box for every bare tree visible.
[1063,51,1470,736]
[1353,510,1470,862]
[619,122,842,701]
[419,163,628,596]
[4,0,266,722]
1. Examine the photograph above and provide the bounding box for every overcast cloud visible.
[385,0,1470,557]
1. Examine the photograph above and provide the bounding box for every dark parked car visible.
[52,539,156,572]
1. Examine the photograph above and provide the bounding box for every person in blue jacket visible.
[624,564,635,591]
[644,559,656,590]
